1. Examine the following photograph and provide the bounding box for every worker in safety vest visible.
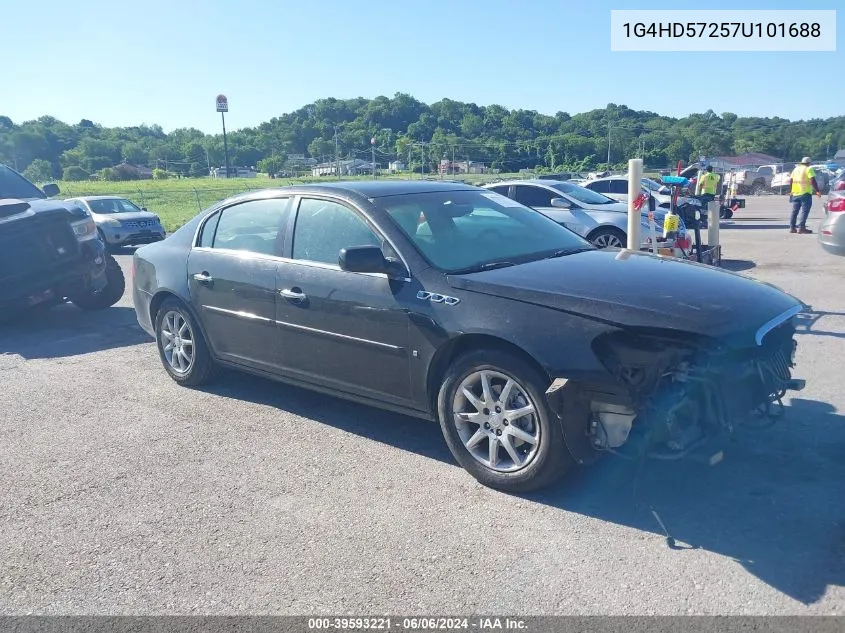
[696,165,719,198]
[787,156,821,234]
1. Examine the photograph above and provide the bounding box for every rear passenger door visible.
[187,196,291,372]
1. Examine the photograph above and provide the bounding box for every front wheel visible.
[69,254,125,310]
[154,298,217,386]
[437,349,573,493]
[588,227,626,249]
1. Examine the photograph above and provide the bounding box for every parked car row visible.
[482,179,680,249]
[130,180,807,493]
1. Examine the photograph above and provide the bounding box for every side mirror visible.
[141,207,148,211]
[42,183,60,197]
[550,197,572,209]
[339,245,400,276]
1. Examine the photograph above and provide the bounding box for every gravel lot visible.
[1,195,843,615]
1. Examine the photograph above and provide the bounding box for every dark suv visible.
[0,164,125,320]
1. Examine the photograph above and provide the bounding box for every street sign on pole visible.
[216,94,230,177]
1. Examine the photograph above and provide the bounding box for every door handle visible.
[192,272,213,285]
[279,287,306,302]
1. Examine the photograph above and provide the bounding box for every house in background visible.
[438,160,486,175]
[388,160,406,173]
[312,159,375,177]
[211,166,257,178]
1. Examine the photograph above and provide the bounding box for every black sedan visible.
[132,181,807,492]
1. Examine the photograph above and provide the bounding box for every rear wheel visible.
[154,298,217,386]
[69,254,125,310]
[588,227,626,249]
[437,349,573,493]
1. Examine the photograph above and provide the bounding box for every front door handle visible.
[193,271,213,285]
[279,287,306,302]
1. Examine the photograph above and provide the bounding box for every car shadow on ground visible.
[794,310,845,340]
[722,223,791,230]
[0,303,150,359]
[720,259,756,272]
[525,397,845,606]
[207,370,844,606]
[202,369,453,465]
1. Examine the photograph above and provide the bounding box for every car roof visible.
[70,195,133,201]
[285,179,479,198]
[483,179,569,187]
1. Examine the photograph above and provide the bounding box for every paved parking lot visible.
[1,195,843,615]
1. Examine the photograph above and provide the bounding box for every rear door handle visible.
[279,287,306,302]
[192,272,213,285]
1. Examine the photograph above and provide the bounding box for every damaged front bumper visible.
[547,308,806,466]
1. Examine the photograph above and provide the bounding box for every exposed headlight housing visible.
[102,218,121,227]
[71,217,98,241]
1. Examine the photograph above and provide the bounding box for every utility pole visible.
[371,136,376,179]
[420,142,425,179]
[606,122,612,168]
[334,126,341,179]
[452,146,455,176]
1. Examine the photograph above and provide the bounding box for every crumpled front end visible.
[547,307,806,464]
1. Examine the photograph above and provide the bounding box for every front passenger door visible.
[274,197,413,405]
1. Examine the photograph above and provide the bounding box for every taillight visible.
[834,180,845,191]
[829,198,845,213]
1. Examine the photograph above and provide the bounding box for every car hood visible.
[94,211,159,222]
[446,249,805,348]
[0,198,80,224]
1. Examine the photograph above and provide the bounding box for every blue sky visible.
[2,0,840,133]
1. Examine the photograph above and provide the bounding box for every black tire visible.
[587,226,626,249]
[437,348,573,493]
[154,298,217,387]
[69,254,125,310]
[97,229,116,253]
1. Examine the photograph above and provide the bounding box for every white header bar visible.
[610,10,836,52]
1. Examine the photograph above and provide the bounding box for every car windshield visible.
[641,178,664,192]
[377,189,593,273]
[549,182,616,205]
[87,198,144,214]
[0,165,45,200]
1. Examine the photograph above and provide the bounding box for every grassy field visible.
[54,172,518,232]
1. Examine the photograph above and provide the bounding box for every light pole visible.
[371,137,376,179]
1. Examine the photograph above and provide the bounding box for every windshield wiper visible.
[450,261,516,274]
[542,247,594,259]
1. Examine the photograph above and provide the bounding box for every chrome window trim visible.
[190,246,411,282]
[190,192,413,282]
[755,304,803,346]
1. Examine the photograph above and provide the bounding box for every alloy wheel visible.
[451,370,541,473]
[591,232,624,248]
[160,310,195,375]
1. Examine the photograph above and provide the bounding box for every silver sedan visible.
[483,179,678,248]
[819,172,845,256]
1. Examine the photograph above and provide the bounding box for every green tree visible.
[257,155,284,177]
[23,159,54,183]
[62,166,89,181]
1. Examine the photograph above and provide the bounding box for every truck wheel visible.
[70,254,125,310]
[437,348,573,493]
